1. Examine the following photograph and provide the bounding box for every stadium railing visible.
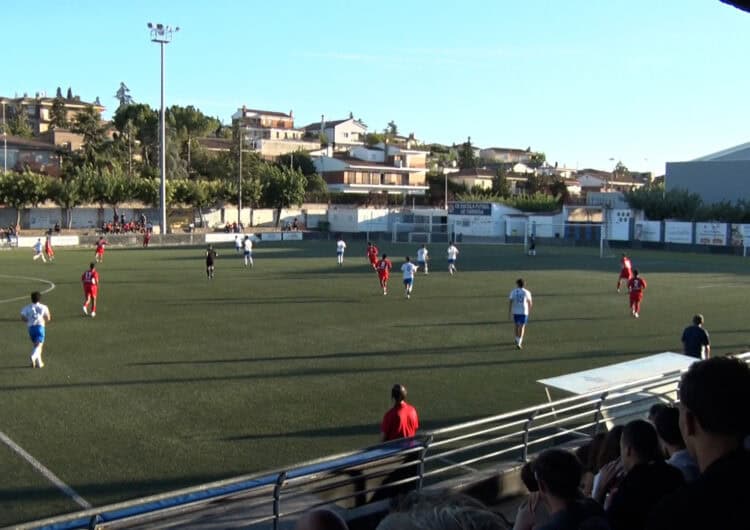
[19,353,750,530]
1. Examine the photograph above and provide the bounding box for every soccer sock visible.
[31,345,41,363]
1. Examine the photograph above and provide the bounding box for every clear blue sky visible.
[2,0,748,175]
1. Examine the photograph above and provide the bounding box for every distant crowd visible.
[101,213,152,234]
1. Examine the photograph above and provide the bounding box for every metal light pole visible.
[2,100,7,174]
[238,133,242,228]
[148,22,179,235]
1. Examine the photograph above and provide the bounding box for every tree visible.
[385,120,398,137]
[612,161,630,180]
[50,93,69,130]
[112,103,159,168]
[71,105,109,165]
[365,132,385,147]
[8,106,33,137]
[114,82,134,108]
[457,137,476,169]
[0,171,50,227]
[66,87,73,99]
[260,165,307,226]
[167,105,217,172]
[277,151,316,176]
[492,168,511,197]
[88,165,131,220]
[48,173,89,228]
[527,152,546,169]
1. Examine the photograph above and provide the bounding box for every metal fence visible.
[19,353,749,530]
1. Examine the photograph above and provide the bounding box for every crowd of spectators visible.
[1,224,18,246]
[101,214,151,234]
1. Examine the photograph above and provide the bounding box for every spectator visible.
[597,420,684,530]
[529,449,610,530]
[381,384,419,441]
[295,508,348,530]
[653,406,699,482]
[681,314,711,359]
[591,425,623,499]
[513,461,551,530]
[646,357,750,530]
[574,442,595,497]
[377,490,507,530]
[647,403,668,424]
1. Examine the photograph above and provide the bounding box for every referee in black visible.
[681,314,711,359]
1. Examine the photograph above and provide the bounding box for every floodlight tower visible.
[148,22,179,236]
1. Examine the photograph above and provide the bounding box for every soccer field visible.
[1,241,749,525]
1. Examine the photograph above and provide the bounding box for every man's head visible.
[377,490,504,530]
[31,291,41,304]
[654,406,685,453]
[89,262,96,270]
[520,461,539,492]
[620,419,660,471]
[533,449,582,503]
[516,278,525,288]
[678,357,750,457]
[632,268,639,277]
[294,509,348,530]
[391,384,407,403]
[382,254,387,259]
[648,403,669,424]
[692,314,704,326]
[405,256,411,262]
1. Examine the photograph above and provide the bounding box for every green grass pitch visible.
[1,241,749,525]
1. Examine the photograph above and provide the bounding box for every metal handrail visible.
[19,353,750,530]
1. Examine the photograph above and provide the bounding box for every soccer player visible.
[206,245,218,279]
[376,253,393,295]
[366,242,379,270]
[81,262,100,317]
[94,236,107,263]
[617,253,633,292]
[447,242,459,275]
[234,235,242,254]
[508,278,533,349]
[242,236,254,268]
[142,229,152,248]
[401,256,419,299]
[44,235,55,262]
[20,291,51,368]
[627,268,647,318]
[32,238,46,262]
[336,237,347,266]
[416,244,429,274]
[528,235,536,256]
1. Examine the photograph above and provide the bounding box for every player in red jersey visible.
[142,229,152,248]
[366,242,379,270]
[375,254,393,295]
[627,269,647,318]
[617,253,633,292]
[44,236,55,262]
[81,262,100,317]
[94,236,107,263]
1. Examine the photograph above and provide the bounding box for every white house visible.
[303,116,367,150]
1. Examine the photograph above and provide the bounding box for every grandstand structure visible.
[21,352,749,530]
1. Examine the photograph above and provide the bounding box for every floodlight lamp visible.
[156,23,164,30]
[147,22,153,28]
[175,26,180,32]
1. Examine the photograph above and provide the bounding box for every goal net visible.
[392,220,452,244]
[522,222,609,256]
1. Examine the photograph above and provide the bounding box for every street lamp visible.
[147,22,179,236]
[238,131,243,228]
[2,100,7,174]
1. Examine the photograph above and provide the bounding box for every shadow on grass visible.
[2,350,649,392]
[168,296,362,305]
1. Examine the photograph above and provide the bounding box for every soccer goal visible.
[392,221,452,244]
[522,221,608,256]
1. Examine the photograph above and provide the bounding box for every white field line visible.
[696,283,750,289]
[0,274,56,304]
[0,429,91,508]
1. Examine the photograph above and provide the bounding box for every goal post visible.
[392,221,452,244]
[522,221,608,256]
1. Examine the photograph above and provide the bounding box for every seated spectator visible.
[653,406,699,482]
[596,420,683,530]
[647,403,668,424]
[377,490,507,530]
[574,442,595,497]
[590,425,623,500]
[513,461,551,530]
[529,449,610,530]
[381,384,419,442]
[646,357,750,530]
[295,508,348,530]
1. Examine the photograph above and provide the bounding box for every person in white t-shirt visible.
[243,236,254,268]
[20,291,52,368]
[508,278,533,349]
[234,235,242,253]
[416,244,429,274]
[32,238,46,262]
[447,243,459,274]
[336,237,347,266]
[401,256,419,299]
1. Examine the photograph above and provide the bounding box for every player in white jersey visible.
[508,278,533,349]
[336,237,347,266]
[401,256,419,299]
[234,235,242,253]
[416,244,429,274]
[20,291,52,368]
[32,238,46,262]
[243,236,254,268]
[447,243,459,274]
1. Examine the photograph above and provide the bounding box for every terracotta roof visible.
[1,95,104,109]
[481,147,530,154]
[238,108,291,118]
[303,118,365,131]
[4,135,57,150]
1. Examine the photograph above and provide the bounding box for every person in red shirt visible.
[381,384,419,441]
[44,236,55,262]
[627,269,647,318]
[376,254,393,295]
[366,242,379,270]
[617,253,633,292]
[94,237,107,263]
[81,262,100,318]
[143,229,152,248]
